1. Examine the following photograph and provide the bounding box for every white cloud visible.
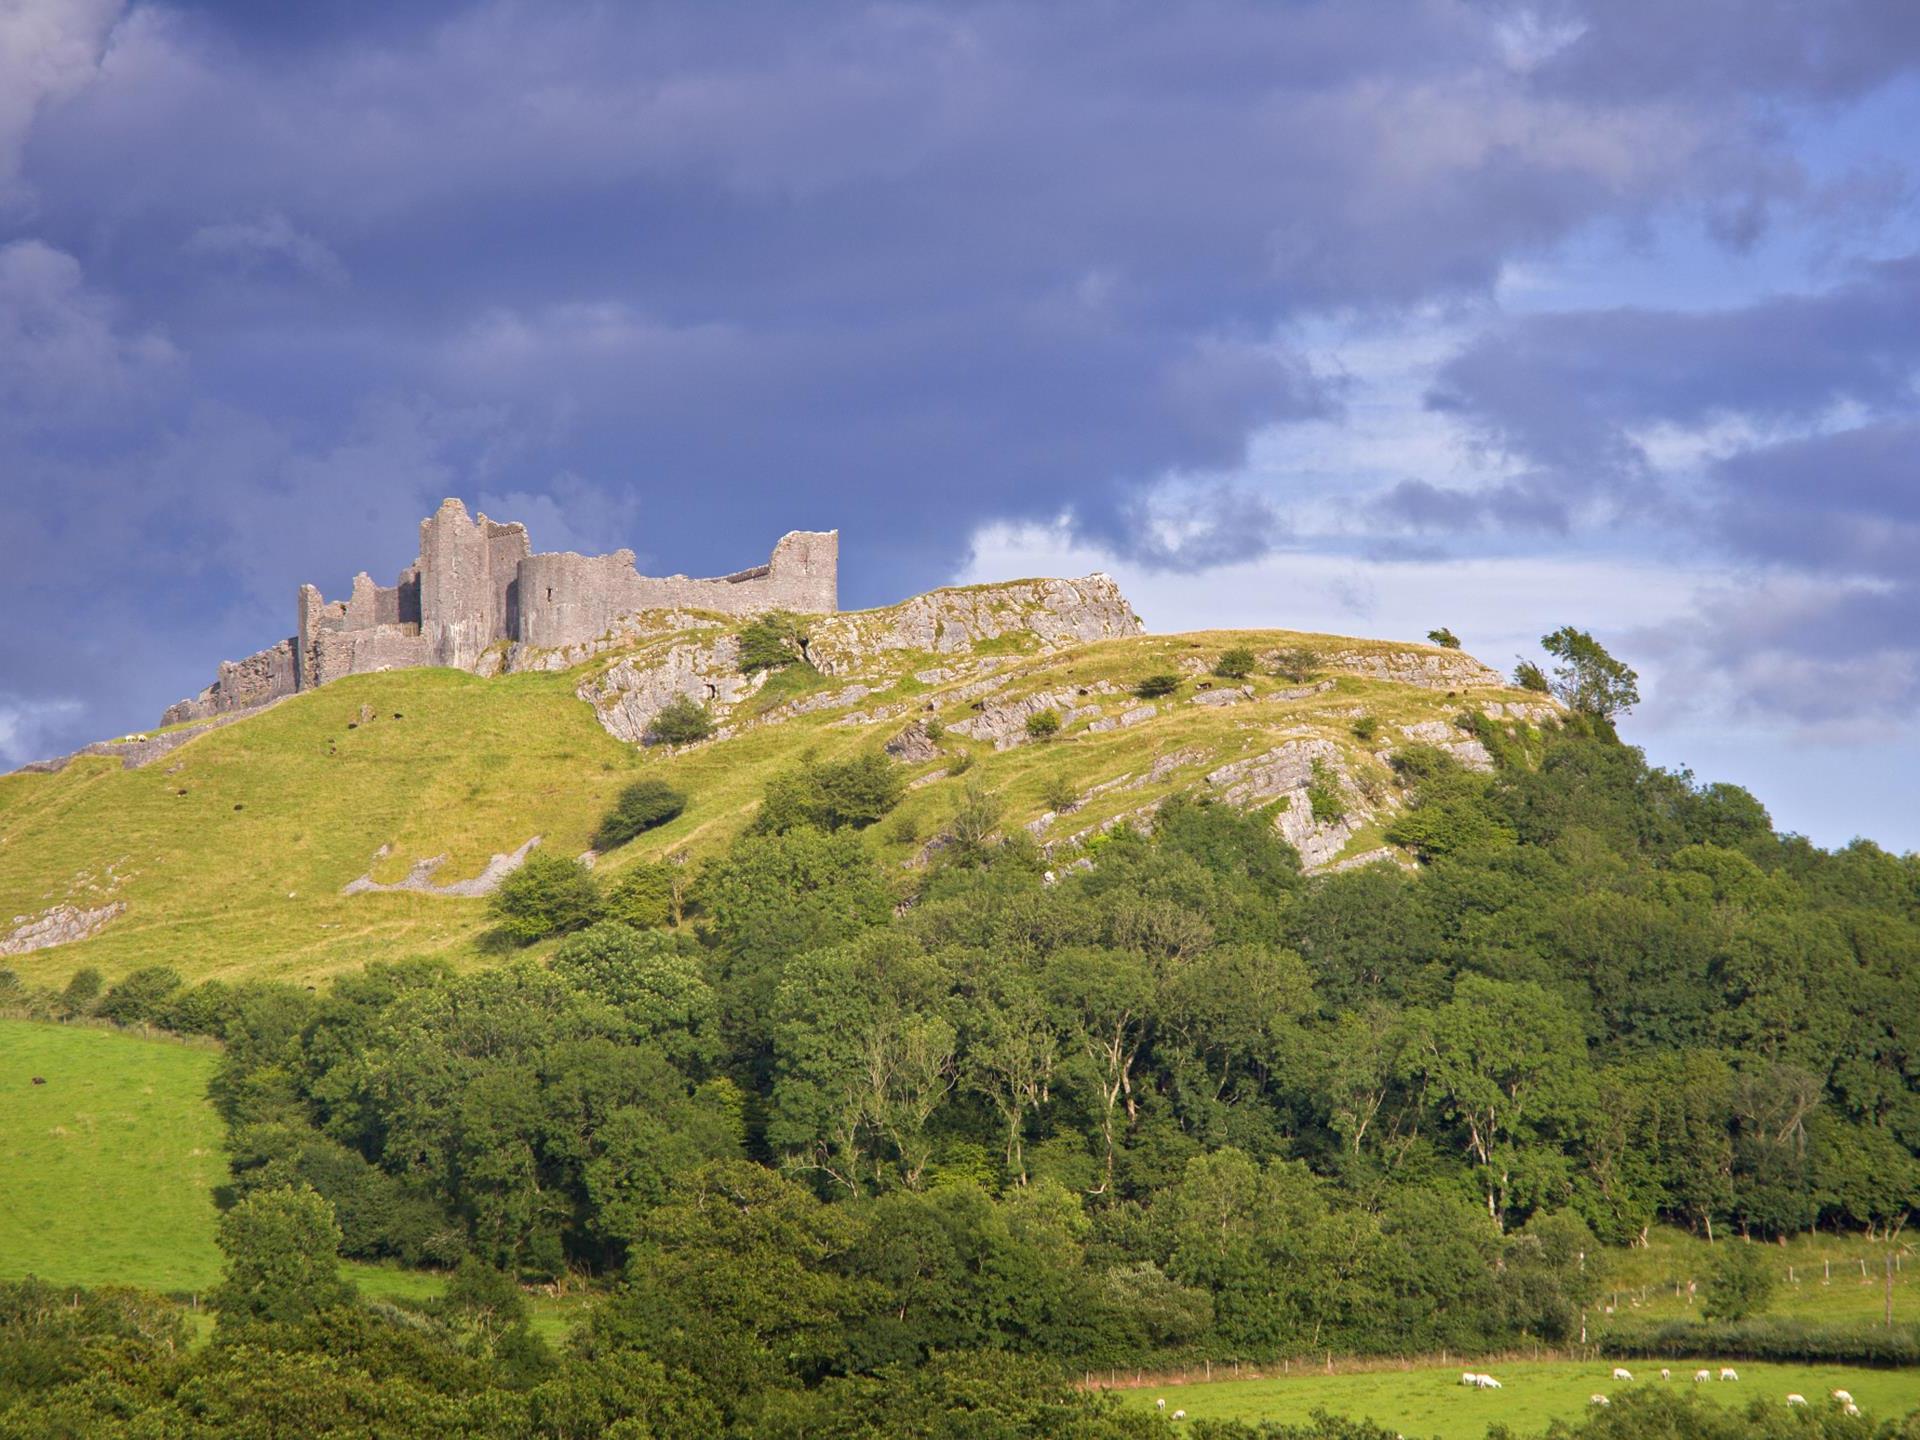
[0,0,121,205]
[186,212,348,287]
[0,239,177,425]
[0,694,84,769]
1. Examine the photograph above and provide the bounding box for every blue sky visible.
[2,1,1918,851]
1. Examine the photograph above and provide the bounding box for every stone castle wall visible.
[162,638,301,726]
[163,498,838,724]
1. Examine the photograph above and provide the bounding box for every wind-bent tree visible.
[1539,626,1641,718]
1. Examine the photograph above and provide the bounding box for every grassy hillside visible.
[0,601,1541,988]
[0,1018,225,1293]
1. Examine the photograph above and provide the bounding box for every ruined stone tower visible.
[166,500,838,725]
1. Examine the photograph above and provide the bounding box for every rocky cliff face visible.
[806,575,1142,674]
[575,576,1144,748]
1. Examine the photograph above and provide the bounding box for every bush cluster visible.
[593,779,687,850]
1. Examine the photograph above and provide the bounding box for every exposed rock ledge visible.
[341,837,541,898]
[807,575,1142,675]
[1,902,125,956]
[576,576,1141,747]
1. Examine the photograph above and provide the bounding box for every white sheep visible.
[1172,1410,1186,1421]
[1845,1403,1861,1417]
[1612,1368,1633,1381]
[1477,1375,1503,1390]
[1156,1399,1166,1410]
[1589,1394,1610,1406]
[1461,1372,1479,1387]
[1660,1368,1671,1381]
[1720,1368,1739,1381]
[1694,1369,1712,1383]
[1832,1389,1854,1404]
[1787,1394,1807,1406]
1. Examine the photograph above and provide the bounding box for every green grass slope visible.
[0,606,1543,989]
[0,1018,225,1292]
[1117,1360,1920,1437]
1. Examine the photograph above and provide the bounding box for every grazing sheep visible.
[1477,1375,1502,1390]
[1155,1399,1166,1410]
[1589,1394,1610,1406]
[1660,1368,1671,1381]
[1612,1368,1633,1381]
[1172,1410,1185,1421]
[1832,1390,1854,1404]
[1720,1368,1739,1381]
[1694,1370,1712,1383]
[1787,1394,1807,1406]
[1845,1403,1861,1417]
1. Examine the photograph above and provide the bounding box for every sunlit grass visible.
[1117,1359,1920,1437]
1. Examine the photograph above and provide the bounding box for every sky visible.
[2,1,1917,851]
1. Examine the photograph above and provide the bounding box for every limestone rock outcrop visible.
[806,575,1141,675]
[1321,646,1502,690]
[1,902,125,956]
[1203,740,1371,871]
[340,837,541,898]
[579,637,768,746]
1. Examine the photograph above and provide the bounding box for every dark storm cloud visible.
[2,0,1919,759]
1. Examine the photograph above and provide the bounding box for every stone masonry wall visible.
[162,637,300,726]
[161,498,839,724]
[516,529,838,649]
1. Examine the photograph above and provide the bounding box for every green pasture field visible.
[1119,1360,1920,1437]
[0,1018,585,1340]
[1593,1227,1918,1330]
[0,1017,226,1293]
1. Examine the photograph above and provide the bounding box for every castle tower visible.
[417,498,530,669]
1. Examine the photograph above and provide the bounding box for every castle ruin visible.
[164,499,838,725]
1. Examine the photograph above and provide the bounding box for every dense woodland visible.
[6,692,1920,1436]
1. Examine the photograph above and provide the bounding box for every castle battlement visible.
[163,499,837,725]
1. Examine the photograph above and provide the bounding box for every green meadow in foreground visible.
[0,1018,225,1293]
[1120,1361,1920,1437]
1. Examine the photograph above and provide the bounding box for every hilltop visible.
[0,572,1548,986]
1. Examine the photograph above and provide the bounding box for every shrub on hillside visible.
[57,967,103,1018]
[1306,758,1345,824]
[1703,1240,1778,1321]
[944,781,1006,865]
[1351,715,1379,743]
[1025,708,1061,741]
[489,850,603,944]
[603,860,680,928]
[644,696,715,746]
[1212,646,1256,679]
[1427,626,1462,649]
[96,966,185,1025]
[593,779,687,851]
[1270,645,1319,682]
[1134,671,1181,699]
[754,753,903,834]
[1514,657,1551,692]
[737,612,811,674]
